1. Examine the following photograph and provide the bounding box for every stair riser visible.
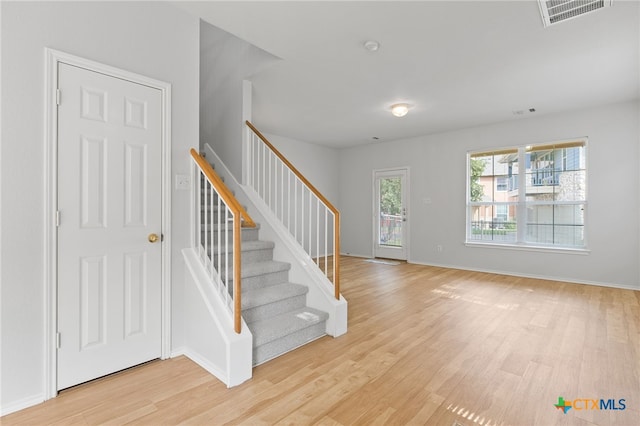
[201,227,260,242]
[243,294,307,324]
[234,270,290,291]
[205,248,274,267]
[253,322,326,366]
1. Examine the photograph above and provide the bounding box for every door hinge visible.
[56,89,61,106]
[56,332,61,349]
[56,210,61,227]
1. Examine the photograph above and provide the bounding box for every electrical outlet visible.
[436,245,443,253]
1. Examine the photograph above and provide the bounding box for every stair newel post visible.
[334,211,340,300]
[233,215,242,333]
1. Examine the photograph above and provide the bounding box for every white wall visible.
[263,132,340,208]
[200,20,278,181]
[339,101,640,289]
[0,1,199,412]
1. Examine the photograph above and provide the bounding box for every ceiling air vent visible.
[538,0,612,27]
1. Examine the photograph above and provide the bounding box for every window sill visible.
[465,241,590,255]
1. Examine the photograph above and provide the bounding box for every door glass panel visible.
[378,176,403,247]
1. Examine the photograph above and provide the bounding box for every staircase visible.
[183,138,345,386]
[202,168,329,366]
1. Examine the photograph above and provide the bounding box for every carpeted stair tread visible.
[248,307,329,347]
[222,260,291,282]
[238,260,291,278]
[242,283,308,311]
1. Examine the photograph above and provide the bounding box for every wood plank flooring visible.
[3,256,639,425]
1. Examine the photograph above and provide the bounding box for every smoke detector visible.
[538,0,612,27]
[363,40,380,52]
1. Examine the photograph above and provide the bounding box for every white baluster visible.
[316,197,320,265]
[324,208,328,275]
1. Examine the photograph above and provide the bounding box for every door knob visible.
[148,233,160,243]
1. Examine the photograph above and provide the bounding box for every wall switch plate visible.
[175,174,190,190]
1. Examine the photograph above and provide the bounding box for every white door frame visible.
[372,167,410,260]
[43,48,172,400]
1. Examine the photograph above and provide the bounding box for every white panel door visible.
[374,168,409,260]
[57,63,162,390]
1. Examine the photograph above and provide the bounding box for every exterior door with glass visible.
[374,168,409,260]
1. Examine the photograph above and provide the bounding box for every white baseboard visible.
[180,348,231,388]
[0,393,45,417]
[407,259,639,291]
[340,252,371,259]
[170,346,187,358]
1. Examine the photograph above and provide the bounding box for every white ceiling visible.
[176,0,640,148]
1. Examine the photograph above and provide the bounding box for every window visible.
[467,139,587,249]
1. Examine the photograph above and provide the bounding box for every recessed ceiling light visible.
[391,103,410,117]
[364,40,380,52]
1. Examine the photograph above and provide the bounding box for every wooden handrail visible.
[190,148,256,228]
[245,121,340,298]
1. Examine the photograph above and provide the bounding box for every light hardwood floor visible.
[3,257,639,425]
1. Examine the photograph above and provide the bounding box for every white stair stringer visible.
[182,247,252,387]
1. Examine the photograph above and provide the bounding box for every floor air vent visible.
[538,0,612,27]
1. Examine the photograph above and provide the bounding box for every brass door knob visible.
[148,233,160,243]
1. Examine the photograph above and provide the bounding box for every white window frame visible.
[466,138,589,253]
